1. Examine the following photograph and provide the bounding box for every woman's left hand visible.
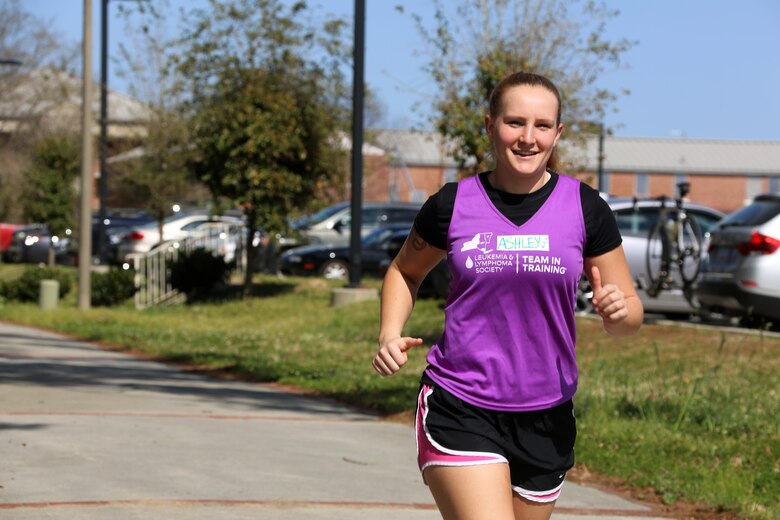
[590,265,629,323]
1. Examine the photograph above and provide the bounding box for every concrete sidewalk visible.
[0,321,668,519]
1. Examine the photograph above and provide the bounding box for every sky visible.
[22,0,780,141]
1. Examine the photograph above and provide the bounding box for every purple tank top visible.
[425,173,586,411]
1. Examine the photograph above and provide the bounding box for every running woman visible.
[372,71,643,520]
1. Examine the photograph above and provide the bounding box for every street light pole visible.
[97,0,109,264]
[597,123,606,194]
[348,0,365,288]
[78,0,95,309]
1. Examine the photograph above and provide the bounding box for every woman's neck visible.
[488,169,550,194]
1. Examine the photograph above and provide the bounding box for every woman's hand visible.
[372,336,423,376]
[590,265,629,323]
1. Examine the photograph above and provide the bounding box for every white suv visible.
[695,193,780,328]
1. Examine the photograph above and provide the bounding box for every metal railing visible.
[128,223,247,309]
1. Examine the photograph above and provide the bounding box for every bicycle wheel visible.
[645,220,667,295]
[678,215,703,284]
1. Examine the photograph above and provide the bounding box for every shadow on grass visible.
[182,280,295,304]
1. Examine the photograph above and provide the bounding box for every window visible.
[613,207,659,237]
[689,210,723,233]
[767,176,779,194]
[599,173,610,194]
[386,208,419,225]
[360,208,385,226]
[443,168,457,183]
[635,173,649,197]
[746,177,762,203]
[180,220,210,231]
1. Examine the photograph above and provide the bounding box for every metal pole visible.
[597,123,606,193]
[348,0,365,288]
[78,0,94,309]
[98,0,109,264]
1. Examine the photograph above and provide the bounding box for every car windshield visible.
[361,228,395,247]
[292,203,348,229]
[718,199,780,228]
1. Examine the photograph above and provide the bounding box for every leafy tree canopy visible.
[405,0,634,175]
[176,0,351,234]
[21,133,80,266]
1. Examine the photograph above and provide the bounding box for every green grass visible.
[0,267,778,519]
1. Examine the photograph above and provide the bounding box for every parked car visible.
[371,196,724,308]
[114,210,243,262]
[93,209,155,262]
[189,220,275,273]
[276,201,422,250]
[279,224,411,280]
[399,197,725,313]
[3,224,76,265]
[604,196,725,315]
[379,229,451,299]
[694,193,780,327]
[0,223,23,258]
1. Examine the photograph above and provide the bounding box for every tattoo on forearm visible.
[410,229,428,251]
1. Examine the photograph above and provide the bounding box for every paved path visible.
[0,321,668,519]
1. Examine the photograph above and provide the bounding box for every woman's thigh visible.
[512,494,556,520]
[424,464,516,520]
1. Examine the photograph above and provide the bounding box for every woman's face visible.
[486,84,563,180]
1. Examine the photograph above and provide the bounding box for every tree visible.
[405,0,633,176]
[176,0,351,291]
[113,1,206,238]
[0,0,79,223]
[20,133,80,266]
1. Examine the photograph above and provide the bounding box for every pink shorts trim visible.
[416,384,507,472]
[513,482,564,503]
[416,384,565,503]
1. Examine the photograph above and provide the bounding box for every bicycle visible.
[644,182,703,301]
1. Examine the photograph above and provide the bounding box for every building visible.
[575,136,780,213]
[370,131,780,213]
[0,66,150,141]
[4,69,778,216]
[365,129,459,203]
[0,67,152,221]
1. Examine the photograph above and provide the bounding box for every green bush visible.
[91,267,136,307]
[0,266,73,302]
[170,248,233,299]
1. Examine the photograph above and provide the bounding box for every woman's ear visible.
[553,122,564,147]
[485,114,494,138]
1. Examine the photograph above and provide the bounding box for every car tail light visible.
[129,231,145,241]
[736,232,780,255]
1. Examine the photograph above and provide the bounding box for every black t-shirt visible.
[414,171,622,257]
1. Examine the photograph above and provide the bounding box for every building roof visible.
[373,129,780,176]
[373,129,460,168]
[576,136,780,176]
[0,67,152,138]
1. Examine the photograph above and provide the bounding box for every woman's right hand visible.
[372,336,423,376]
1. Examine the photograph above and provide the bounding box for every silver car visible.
[694,193,780,327]
[277,201,422,250]
[578,197,724,315]
[115,211,243,262]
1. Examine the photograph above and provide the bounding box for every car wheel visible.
[575,275,594,315]
[320,259,349,280]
